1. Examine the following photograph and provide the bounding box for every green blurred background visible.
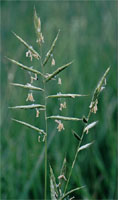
[1,1,117,199]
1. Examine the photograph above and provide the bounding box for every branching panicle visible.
[8,9,110,200]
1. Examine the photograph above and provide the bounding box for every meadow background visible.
[1,1,117,199]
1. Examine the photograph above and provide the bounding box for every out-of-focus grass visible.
[1,1,117,199]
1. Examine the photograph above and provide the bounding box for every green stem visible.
[40,49,48,200]
[64,111,92,194]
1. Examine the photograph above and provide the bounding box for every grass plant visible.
[8,9,110,200]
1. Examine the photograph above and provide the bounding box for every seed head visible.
[89,99,98,114]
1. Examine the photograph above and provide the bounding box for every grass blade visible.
[9,104,45,109]
[12,32,41,59]
[43,30,60,66]
[47,115,82,121]
[12,118,46,135]
[78,141,94,152]
[50,165,58,199]
[60,186,85,200]
[10,83,44,91]
[7,57,44,77]
[45,61,73,82]
[47,93,88,99]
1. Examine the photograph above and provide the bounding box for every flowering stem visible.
[40,49,48,200]
[64,110,92,195]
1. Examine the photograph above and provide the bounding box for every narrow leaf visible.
[47,115,82,121]
[9,104,45,109]
[7,57,44,77]
[10,83,44,91]
[72,130,81,141]
[43,30,60,66]
[45,61,73,82]
[78,141,94,152]
[84,121,98,134]
[50,165,58,200]
[12,118,46,135]
[60,186,85,200]
[12,32,41,59]
[47,93,88,99]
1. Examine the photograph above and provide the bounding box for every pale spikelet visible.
[59,102,66,111]
[89,99,98,114]
[51,58,55,66]
[26,93,35,102]
[36,32,44,44]
[34,9,44,45]
[37,17,41,32]
[84,121,98,134]
[58,77,62,85]
[55,120,65,132]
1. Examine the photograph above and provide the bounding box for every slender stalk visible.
[40,49,48,200]
[64,67,110,194]
[64,111,92,194]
